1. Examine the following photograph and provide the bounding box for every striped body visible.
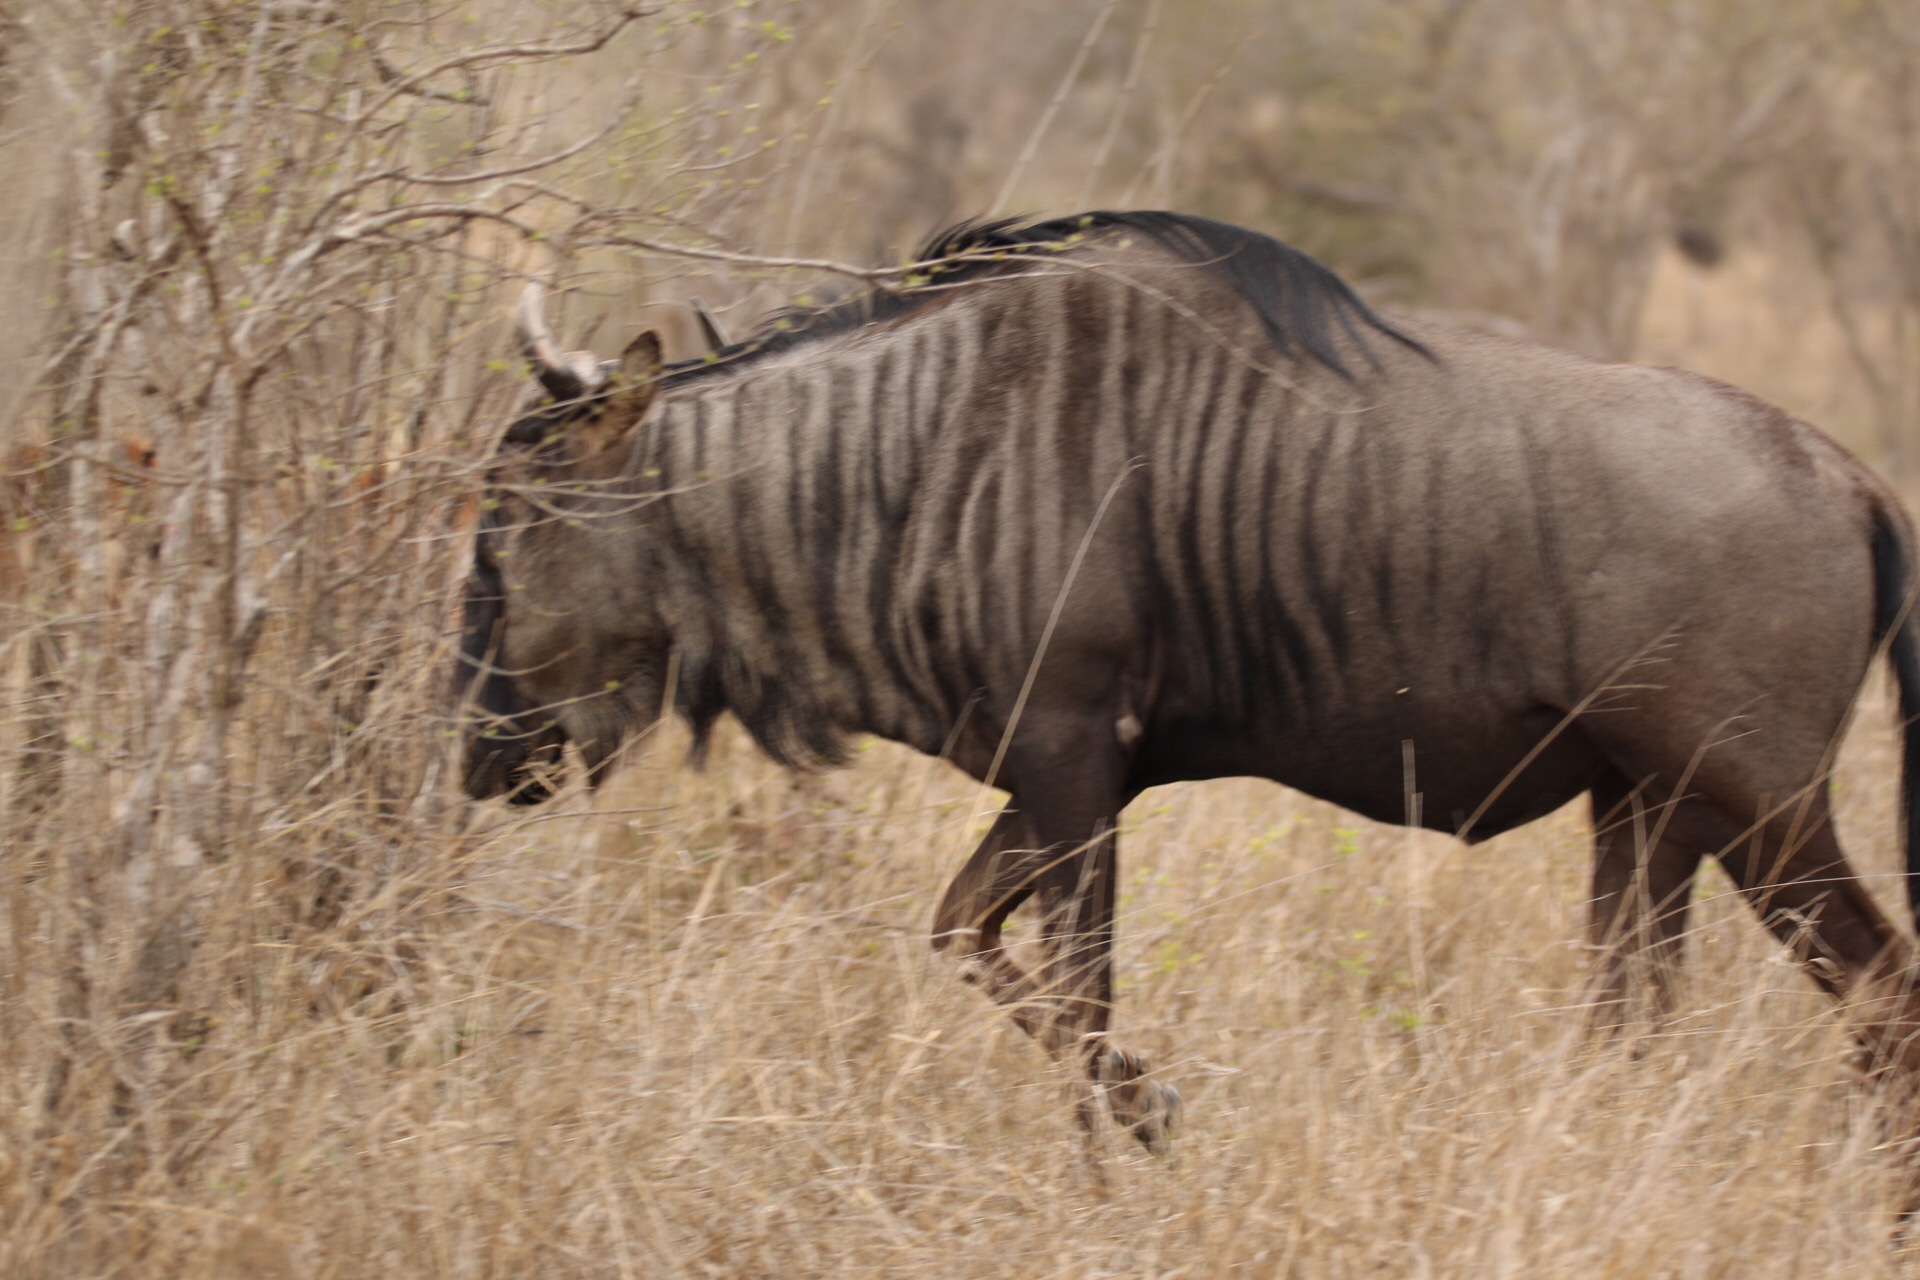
[505,252,1835,838]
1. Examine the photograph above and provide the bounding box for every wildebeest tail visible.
[1871,499,1920,926]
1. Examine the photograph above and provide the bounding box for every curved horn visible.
[515,283,589,402]
[691,295,732,351]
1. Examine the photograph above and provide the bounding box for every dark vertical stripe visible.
[1215,367,1265,712]
[813,365,854,705]
[863,339,935,736]
[1174,343,1226,689]
[1254,403,1310,715]
[1297,413,1344,657]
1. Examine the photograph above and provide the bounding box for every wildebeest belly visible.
[1131,701,1606,841]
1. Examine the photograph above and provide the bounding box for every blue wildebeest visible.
[455,211,1920,1152]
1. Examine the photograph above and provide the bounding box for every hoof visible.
[1127,1079,1183,1154]
[1098,1048,1183,1155]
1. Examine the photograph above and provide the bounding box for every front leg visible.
[931,807,1057,1041]
[1025,827,1182,1154]
[929,718,1180,1151]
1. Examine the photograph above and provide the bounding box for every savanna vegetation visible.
[4,1,1920,1274]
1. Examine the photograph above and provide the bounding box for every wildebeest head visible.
[454,285,671,804]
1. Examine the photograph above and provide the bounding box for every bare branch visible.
[353,10,650,126]
[369,46,490,107]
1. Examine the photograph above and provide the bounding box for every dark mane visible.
[662,210,1429,388]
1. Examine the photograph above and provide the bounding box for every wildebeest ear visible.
[607,331,663,422]
[574,331,663,458]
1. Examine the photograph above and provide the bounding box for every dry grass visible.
[7,702,1916,1277]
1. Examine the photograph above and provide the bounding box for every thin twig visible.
[991,0,1119,217]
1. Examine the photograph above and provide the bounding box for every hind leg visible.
[1655,771,1920,1208]
[1588,768,1706,1031]
[1579,668,1920,1080]
[1594,732,1920,1073]
[1703,787,1920,1075]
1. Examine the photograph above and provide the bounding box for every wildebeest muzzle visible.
[454,533,568,805]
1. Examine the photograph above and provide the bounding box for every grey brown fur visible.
[456,211,1920,1151]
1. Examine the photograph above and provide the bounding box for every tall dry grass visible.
[5,1,1920,1276]
[8,711,1916,1275]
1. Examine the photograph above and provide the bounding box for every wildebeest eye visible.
[502,411,577,453]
